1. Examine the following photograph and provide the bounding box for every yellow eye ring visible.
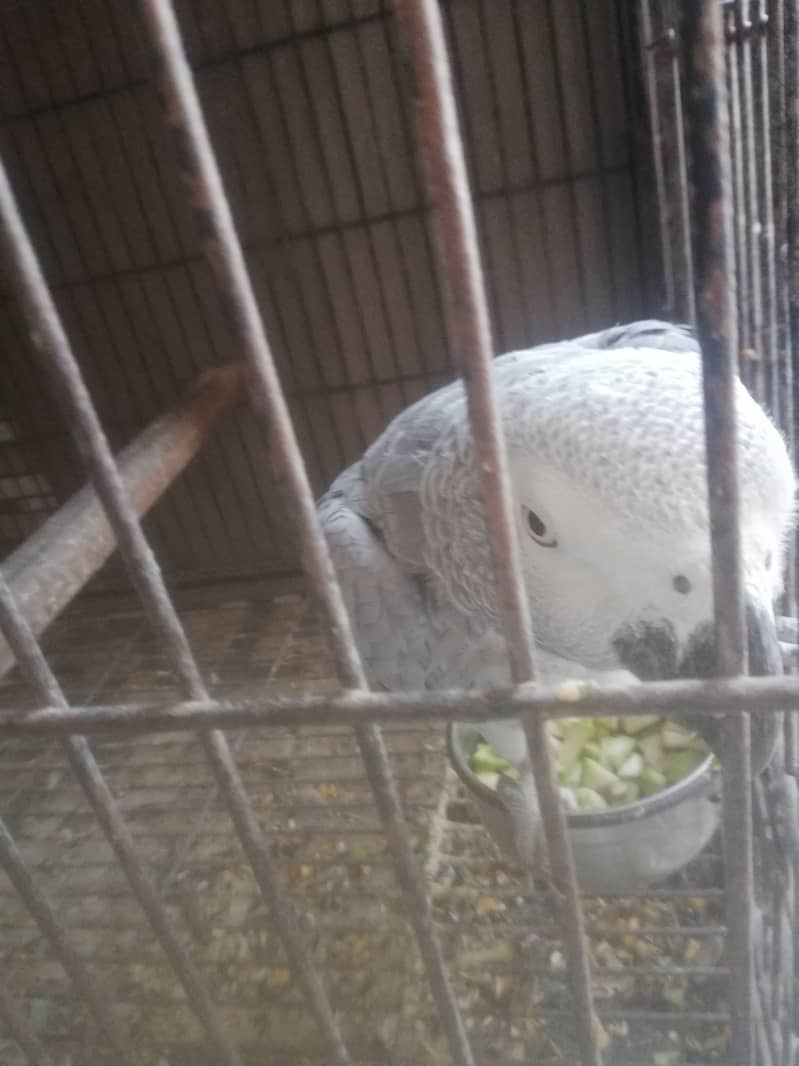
[522,505,558,548]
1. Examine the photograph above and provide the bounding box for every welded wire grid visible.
[0,2,796,1066]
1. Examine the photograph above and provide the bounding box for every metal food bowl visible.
[447,721,722,895]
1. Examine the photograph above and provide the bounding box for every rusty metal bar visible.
[771,0,795,449]
[0,127,353,1066]
[738,0,766,399]
[3,672,799,737]
[0,573,242,1066]
[0,363,245,680]
[727,4,750,374]
[135,2,474,1064]
[640,1,678,316]
[755,2,779,418]
[681,4,753,1065]
[0,981,53,1066]
[0,817,135,1065]
[775,0,799,787]
[393,1,603,1063]
[786,0,799,780]
[669,4,698,323]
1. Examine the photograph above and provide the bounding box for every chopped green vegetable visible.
[661,722,704,750]
[575,786,608,810]
[663,748,705,784]
[560,787,578,811]
[468,710,711,810]
[621,714,661,734]
[638,733,666,771]
[609,780,640,806]
[582,741,602,761]
[640,766,668,796]
[556,720,594,773]
[471,742,515,774]
[581,756,621,794]
[558,761,583,788]
[475,770,501,791]
[599,734,636,770]
[617,752,644,779]
[593,716,618,733]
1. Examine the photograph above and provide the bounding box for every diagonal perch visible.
[0,362,248,679]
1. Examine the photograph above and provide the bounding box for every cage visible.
[0,1,795,1065]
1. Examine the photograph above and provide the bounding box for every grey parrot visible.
[317,321,796,856]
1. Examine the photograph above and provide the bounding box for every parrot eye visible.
[522,506,558,548]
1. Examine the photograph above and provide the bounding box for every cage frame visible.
[0,1,794,1065]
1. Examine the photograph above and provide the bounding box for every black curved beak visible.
[678,597,782,776]
[612,599,782,777]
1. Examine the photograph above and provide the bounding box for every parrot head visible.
[499,347,795,773]
[487,347,795,774]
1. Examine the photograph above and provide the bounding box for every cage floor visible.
[0,588,742,1065]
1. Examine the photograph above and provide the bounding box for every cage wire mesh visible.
[0,1,797,1066]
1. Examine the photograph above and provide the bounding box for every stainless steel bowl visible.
[447,721,722,895]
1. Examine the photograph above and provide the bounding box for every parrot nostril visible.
[672,574,691,595]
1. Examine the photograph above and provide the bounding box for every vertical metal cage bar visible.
[391,1,602,1064]
[0,573,242,1066]
[738,0,766,400]
[640,0,678,317]
[0,817,136,1066]
[0,136,353,1066]
[727,5,751,379]
[680,4,754,1065]
[0,980,54,1066]
[784,0,799,736]
[770,1,798,773]
[762,0,796,784]
[755,2,779,419]
[135,3,475,1064]
[770,0,795,445]
[668,0,698,323]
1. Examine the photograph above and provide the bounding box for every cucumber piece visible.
[475,770,500,791]
[618,752,644,779]
[640,766,667,796]
[560,787,578,811]
[556,718,595,772]
[471,743,514,774]
[638,734,666,771]
[621,714,662,734]
[599,734,637,770]
[661,722,702,750]
[582,741,602,761]
[609,780,640,806]
[663,748,705,784]
[575,786,608,810]
[581,757,621,795]
[564,761,583,788]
